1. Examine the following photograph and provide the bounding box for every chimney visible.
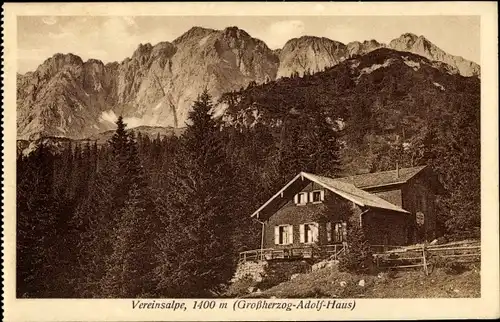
[396,162,400,178]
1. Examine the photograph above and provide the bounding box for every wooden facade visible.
[361,166,441,243]
[261,181,412,250]
[245,166,441,261]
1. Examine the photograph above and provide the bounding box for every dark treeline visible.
[17,90,343,298]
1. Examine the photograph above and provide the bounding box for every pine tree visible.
[99,119,160,297]
[277,104,342,178]
[72,152,115,297]
[17,143,59,297]
[157,90,238,297]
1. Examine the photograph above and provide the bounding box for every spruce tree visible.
[102,131,159,297]
[158,90,238,297]
[17,143,58,297]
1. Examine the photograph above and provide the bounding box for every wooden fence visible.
[373,240,480,275]
[239,244,346,262]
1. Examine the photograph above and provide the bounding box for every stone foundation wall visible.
[231,261,268,283]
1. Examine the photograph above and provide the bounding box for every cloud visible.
[323,25,363,44]
[18,16,177,73]
[257,20,306,49]
[123,16,137,26]
[42,16,57,25]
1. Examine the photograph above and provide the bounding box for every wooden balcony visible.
[239,244,346,263]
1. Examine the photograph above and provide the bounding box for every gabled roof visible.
[335,165,427,189]
[251,171,409,220]
[303,172,409,214]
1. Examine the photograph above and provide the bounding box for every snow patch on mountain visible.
[350,61,360,69]
[433,82,445,91]
[359,59,395,75]
[100,110,118,124]
[402,57,421,71]
[212,102,229,119]
[154,102,163,110]
[199,35,210,46]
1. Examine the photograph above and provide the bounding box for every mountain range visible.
[16,26,480,140]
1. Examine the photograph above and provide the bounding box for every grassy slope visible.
[247,266,480,299]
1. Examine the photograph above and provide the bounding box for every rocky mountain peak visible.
[277,36,348,78]
[284,35,344,49]
[222,26,251,39]
[172,26,218,45]
[17,27,481,140]
[388,33,480,77]
[47,52,84,66]
[363,39,384,46]
[36,53,84,79]
[84,58,105,66]
[401,32,419,39]
[389,33,424,50]
[347,39,385,57]
[132,43,154,59]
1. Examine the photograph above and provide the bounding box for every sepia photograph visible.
[3,2,499,321]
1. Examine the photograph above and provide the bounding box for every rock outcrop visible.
[17,26,279,139]
[388,33,480,77]
[277,36,348,78]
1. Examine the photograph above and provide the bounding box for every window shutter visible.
[309,191,314,203]
[326,222,332,242]
[299,224,305,243]
[294,194,298,204]
[320,190,325,201]
[288,225,293,244]
[303,192,308,204]
[274,226,280,245]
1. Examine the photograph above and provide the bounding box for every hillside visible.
[219,48,480,175]
[242,265,480,299]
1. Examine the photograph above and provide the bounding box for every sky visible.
[17,15,480,74]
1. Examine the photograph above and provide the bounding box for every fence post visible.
[422,244,429,276]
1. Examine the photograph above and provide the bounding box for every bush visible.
[339,221,373,273]
[290,286,331,298]
[444,262,468,275]
[224,275,257,297]
[387,269,398,279]
[428,254,447,268]
[257,261,310,290]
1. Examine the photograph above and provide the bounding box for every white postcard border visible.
[2,2,499,321]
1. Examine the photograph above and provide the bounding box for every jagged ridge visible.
[17,28,479,140]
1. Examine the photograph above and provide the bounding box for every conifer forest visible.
[17,58,480,298]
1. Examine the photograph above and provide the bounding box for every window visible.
[294,190,324,205]
[327,222,345,243]
[274,225,293,245]
[310,190,324,203]
[300,223,319,244]
[294,192,308,205]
